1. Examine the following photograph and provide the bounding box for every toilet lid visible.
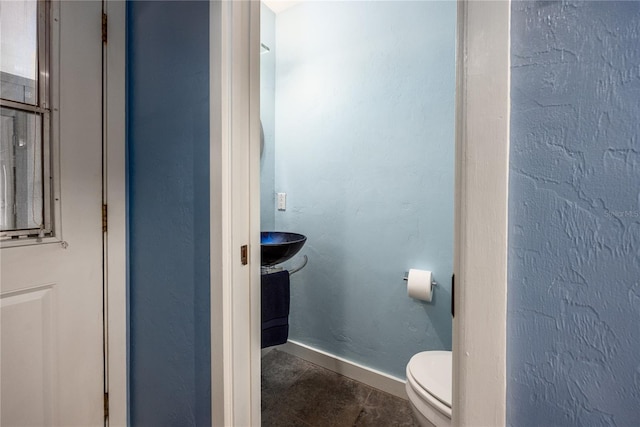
[407,351,452,408]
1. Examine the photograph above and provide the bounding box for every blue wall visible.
[269,1,456,378]
[260,4,276,231]
[508,2,640,425]
[127,1,211,425]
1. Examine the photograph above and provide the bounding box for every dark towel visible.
[261,270,290,349]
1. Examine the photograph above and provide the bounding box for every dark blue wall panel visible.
[508,2,640,426]
[127,1,210,425]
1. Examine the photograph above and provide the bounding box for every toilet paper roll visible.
[407,269,433,302]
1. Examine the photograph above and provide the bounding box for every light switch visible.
[277,193,286,211]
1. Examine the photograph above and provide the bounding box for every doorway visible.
[259,0,456,424]
[212,1,510,425]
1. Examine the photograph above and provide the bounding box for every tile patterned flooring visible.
[262,349,418,427]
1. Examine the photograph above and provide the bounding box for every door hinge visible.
[102,204,108,233]
[102,13,108,43]
[241,245,249,265]
[451,274,455,318]
[103,392,109,418]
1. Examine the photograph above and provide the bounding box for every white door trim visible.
[452,1,510,426]
[210,1,261,425]
[104,0,127,425]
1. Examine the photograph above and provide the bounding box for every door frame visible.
[452,1,510,425]
[209,1,262,426]
[223,0,511,426]
[104,0,127,425]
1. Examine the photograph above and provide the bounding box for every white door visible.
[0,1,105,425]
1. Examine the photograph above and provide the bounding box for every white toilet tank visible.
[406,351,452,427]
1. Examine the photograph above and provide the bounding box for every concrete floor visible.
[261,349,418,427]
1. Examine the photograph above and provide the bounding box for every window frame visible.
[0,0,54,242]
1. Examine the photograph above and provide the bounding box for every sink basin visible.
[261,232,307,266]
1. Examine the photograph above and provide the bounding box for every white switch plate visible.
[277,193,286,211]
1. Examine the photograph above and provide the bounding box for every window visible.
[0,0,51,238]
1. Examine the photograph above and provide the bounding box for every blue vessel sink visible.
[261,232,307,266]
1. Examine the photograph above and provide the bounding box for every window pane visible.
[0,107,43,231]
[0,0,38,105]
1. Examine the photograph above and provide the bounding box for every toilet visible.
[405,351,452,427]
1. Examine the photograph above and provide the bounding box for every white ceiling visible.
[263,0,302,14]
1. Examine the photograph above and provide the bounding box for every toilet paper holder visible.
[403,271,438,287]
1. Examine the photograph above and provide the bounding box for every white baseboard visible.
[279,340,407,400]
